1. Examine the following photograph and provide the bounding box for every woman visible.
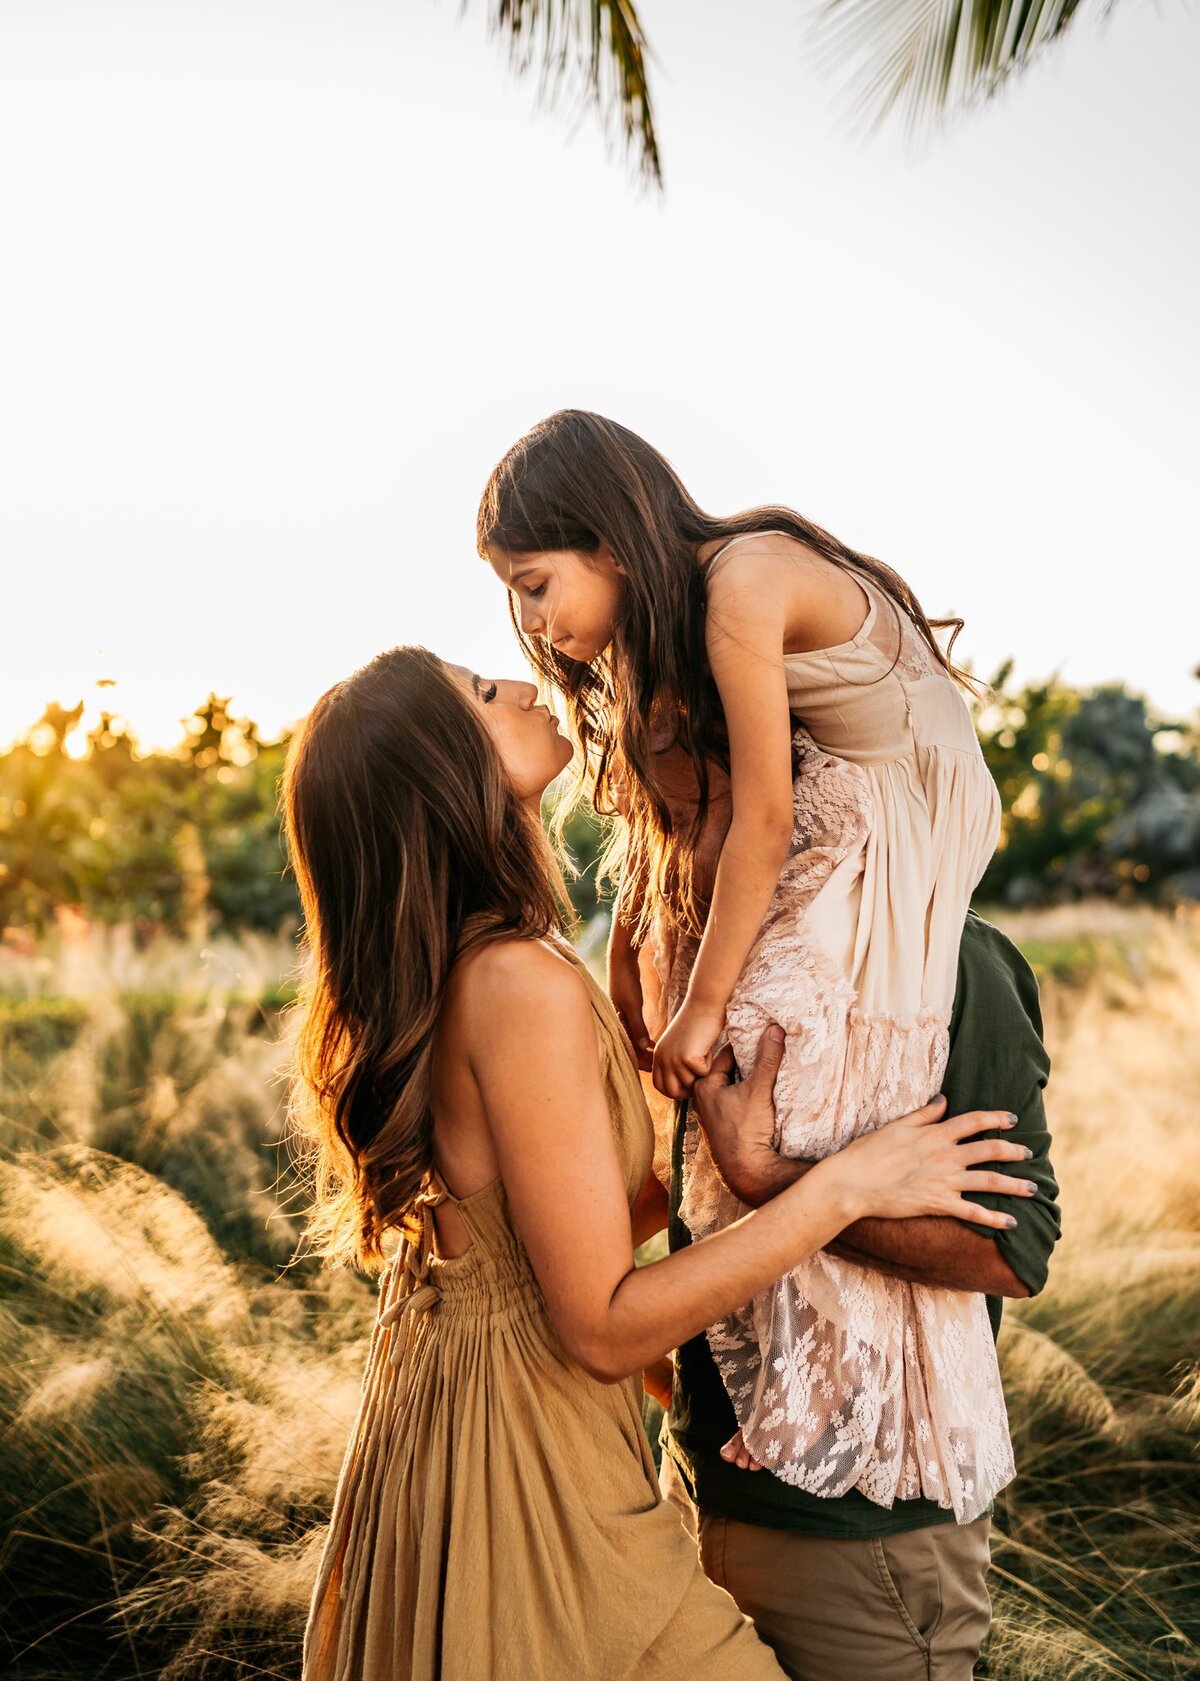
[287,646,1031,1681]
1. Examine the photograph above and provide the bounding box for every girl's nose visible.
[518,682,539,708]
[520,599,545,637]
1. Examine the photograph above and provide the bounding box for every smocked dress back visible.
[303,936,783,1681]
[663,537,1014,1523]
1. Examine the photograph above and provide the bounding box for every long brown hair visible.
[477,408,972,936]
[282,646,565,1271]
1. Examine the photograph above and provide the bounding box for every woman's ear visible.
[596,539,624,575]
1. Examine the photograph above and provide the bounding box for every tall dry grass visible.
[0,910,1197,1679]
[982,905,1200,1681]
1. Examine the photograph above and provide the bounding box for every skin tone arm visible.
[652,550,798,1098]
[608,877,656,1073]
[692,1040,1032,1298]
[457,938,1031,1385]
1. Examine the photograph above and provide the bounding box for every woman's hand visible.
[817,1098,1036,1228]
[608,916,655,1073]
[652,999,725,1099]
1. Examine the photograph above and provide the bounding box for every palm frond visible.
[482,0,661,187]
[812,0,1102,137]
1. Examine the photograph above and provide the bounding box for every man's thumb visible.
[752,1022,786,1082]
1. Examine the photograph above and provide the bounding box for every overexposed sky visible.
[1,0,1197,749]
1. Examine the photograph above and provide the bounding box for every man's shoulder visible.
[957,911,1043,1031]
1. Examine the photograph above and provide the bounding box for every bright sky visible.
[1,0,1197,750]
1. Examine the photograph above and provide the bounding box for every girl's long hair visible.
[477,408,974,937]
[282,646,565,1272]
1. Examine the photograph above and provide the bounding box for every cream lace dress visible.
[661,540,1013,1523]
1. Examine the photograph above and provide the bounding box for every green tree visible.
[977,667,1200,904]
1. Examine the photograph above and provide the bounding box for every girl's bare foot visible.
[718,1430,764,1472]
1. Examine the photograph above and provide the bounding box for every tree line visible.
[1,668,1198,942]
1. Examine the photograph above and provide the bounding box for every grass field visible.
[1,907,1197,1679]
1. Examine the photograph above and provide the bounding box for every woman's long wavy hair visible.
[478,408,974,937]
[282,646,565,1272]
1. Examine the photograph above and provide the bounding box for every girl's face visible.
[488,544,623,664]
[448,665,573,801]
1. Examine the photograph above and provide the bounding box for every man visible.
[666,911,1060,1681]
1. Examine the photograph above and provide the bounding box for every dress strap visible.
[703,529,794,579]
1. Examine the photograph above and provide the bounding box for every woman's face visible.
[487,544,623,664]
[448,665,572,801]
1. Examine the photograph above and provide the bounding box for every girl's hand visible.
[818,1097,1036,1228]
[608,920,655,1073]
[652,1001,725,1100]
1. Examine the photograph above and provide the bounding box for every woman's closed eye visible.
[526,583,546,600]
[481,681,498,703]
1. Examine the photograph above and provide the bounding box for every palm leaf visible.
[482,0,661,186]
[812,0,1103,136]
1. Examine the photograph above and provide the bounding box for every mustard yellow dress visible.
[303,940,782,1681]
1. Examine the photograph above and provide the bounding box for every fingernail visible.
[720,1445,734,1460]
[931,1092,946,1105]
[1004,1215,1019,1228]
[1022,1147,1034,1160]
[1024,1181,1038,1194]
[1005,1113,1019,1126]
[767,1024,785,1042]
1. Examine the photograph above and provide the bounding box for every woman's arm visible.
[467,940,1029,1384]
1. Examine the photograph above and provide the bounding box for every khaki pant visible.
[661,1452,992,1681]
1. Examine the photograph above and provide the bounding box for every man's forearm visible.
[725,1146,1029,1298]
[829,1215,1029,1296]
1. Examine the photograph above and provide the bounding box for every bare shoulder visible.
[448,935,593,1053]
[706,533,840,621]
[706,533,867,654]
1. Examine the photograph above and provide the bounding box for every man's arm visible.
[691,914,1059,1302]
[699,1119,1031,1296]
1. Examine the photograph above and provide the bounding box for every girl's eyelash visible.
[482,682,498,703]
[527,583,546,599]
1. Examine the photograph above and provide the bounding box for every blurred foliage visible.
[0,696,297,939]
[975,664,1200,907]
[3,668,1200,944]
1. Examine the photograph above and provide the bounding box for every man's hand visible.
[690,1027,1030,1297]
[691,1024,794,1202]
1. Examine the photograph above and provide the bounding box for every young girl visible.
[478,410,1013,1522]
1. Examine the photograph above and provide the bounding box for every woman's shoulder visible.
[449,934,591,1029]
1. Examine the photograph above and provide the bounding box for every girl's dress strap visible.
[703,529,796,586]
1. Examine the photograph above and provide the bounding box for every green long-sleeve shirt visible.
[663,911,1060,1538]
